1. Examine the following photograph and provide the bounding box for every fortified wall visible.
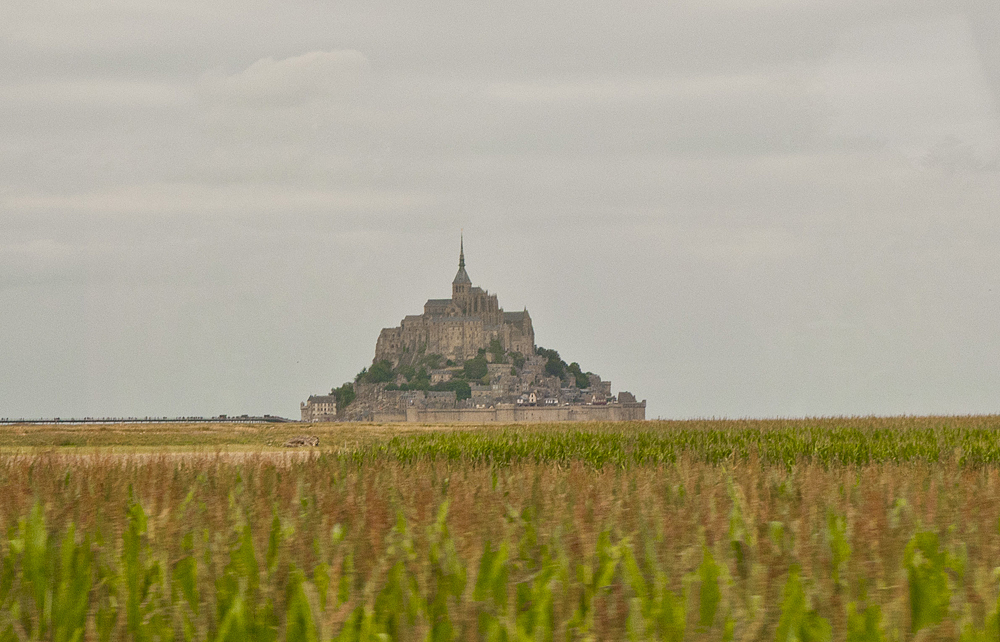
[403,402,647,424]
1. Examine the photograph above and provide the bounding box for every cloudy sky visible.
[2,0,998,420]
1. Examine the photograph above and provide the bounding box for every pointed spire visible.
[452,232,472,286]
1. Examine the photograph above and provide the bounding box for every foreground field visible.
[2,417,1000,640]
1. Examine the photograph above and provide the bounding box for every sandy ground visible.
[0,420,510,455]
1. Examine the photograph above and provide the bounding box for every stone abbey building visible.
[374,238,535,366]
[301,238,646,422]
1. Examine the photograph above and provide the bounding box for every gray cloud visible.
[199,50,368,108]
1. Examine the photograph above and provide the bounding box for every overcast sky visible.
[2,0,998,420]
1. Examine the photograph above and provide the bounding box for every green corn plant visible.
[121,495,171,642]
[172,530,200,641]
[372,513,422,642]
[425,500,466,642]
[0,539,15,642]
[338,551,354,607]
[904,531,953,637]
[845,602,885,642]
[371,559,420,639]
[727,476,754,582]
[515,544,562,642]
[214,522,278,642]
[697,545,722,630]
[283,565,319,642]
[825,511,850,592]
[6,504,93,642]
[474,540,510,640]
[773,566,831,642]
[370,509,421,638]
[958,588,1000,642]
[266,514,284,575]
[95,552,119,642]
[335,605,382,642]
[10,502,50,640]
[313,561,330,614]
[567,529,620,639]
[622,540,685,642]
[52,523,93,642]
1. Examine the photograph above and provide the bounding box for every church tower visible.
[452,235,471,301]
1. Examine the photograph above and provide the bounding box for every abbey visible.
[301,237,646,422]
[374,239,535,366]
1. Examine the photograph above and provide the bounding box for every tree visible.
[544,355,565,378]
[463,356,488,380]
[433,379,471,401]
[358,360,394,384]
[452,381,472,401]
[331,383,355,411]
[411,366,430,389]
[568,362,590,389]
[536,346,566,378]
[488,339,506,364]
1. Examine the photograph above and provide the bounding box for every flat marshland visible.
[3,417,1000,640]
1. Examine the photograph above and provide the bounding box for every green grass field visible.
[2,416,1000,640]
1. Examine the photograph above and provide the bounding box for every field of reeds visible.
[3,417,1000,640]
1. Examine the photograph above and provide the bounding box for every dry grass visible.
[4,414,999,450]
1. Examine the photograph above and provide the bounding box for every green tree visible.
[331,383,356,410]
[464,356,488,380]
[536,347,558,360]
[545,356,565,378]
[488,339,506,364]
[567,362,590,389]
[433,380,471,401]
[537,346,567,378]
[410,367,430,390]
[359,360,395,384]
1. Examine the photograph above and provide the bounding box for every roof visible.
[425,298,452,306]
[453,266,471,285]
[307,395,336,403]
[503,310,530,329]
[453,235,472,284]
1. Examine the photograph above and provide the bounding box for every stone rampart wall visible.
[373,413,408,423]
[404,403,645,423]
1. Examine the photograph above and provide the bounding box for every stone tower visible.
[373,235,535,365]
[452,236,471,301]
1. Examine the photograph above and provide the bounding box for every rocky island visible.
[302,238,646,422]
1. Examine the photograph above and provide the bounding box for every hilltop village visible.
[302,239,646,422]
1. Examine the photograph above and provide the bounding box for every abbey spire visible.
[452,234,472,295]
